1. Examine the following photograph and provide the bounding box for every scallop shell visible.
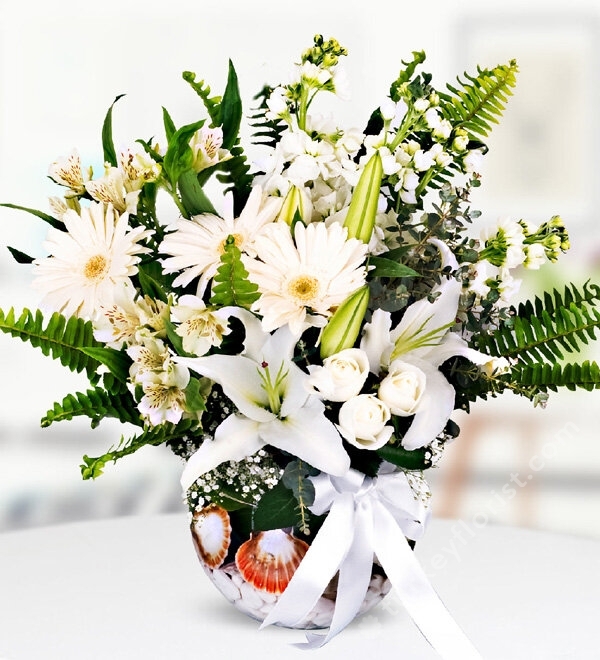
[235,529,309,594]
[190,503,232,569]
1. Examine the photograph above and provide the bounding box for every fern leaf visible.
[182,71,222,125]
[439,60,518,138]
[209,235,260,308]
[249,85,286,148]
[81,419,198,479]
[511,360,600,393]
[0,308,102,380]
[41,387,142,428]
[478,282,600,364]
[215,143,253,215]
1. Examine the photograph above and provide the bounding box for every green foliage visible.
[6,246,34,264]
[79,346,131,384]
[177,169,217,216]
[81,419,198,479]
[215,143,253,215]
[249,85,286,148]
[479,282,600,364]
[101,94,126,167]
[0,203,62,229]
[510,360,600,393]
[376,443,432,470]
[252,479,299,531]
[162,119,205,188]
[41,387,142,428]
[220,60,243,150]
[182,71,222,126]
[439,60,518,138]
[0,308,101,381]
[281,460,318,534]
[367,256,418,279]
[209,236,260,308]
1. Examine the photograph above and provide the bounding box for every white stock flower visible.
[307,348,370,402]
[245,221,368,335]
[337,394,393,450]
[160,186,282,295]
[33,202,151,320]
[171,294,230,356]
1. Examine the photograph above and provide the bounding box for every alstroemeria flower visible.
[361,240,491,450]
[177,312,350,491]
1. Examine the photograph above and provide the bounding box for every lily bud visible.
[277,185,307,225]
[320,285,369,359]
[343,151,383,244]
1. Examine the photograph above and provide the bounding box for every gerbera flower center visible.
[83,254,109,282]
[287,274,320,303]
[218,233,243,254]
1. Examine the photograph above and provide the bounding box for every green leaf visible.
[185,377,208,413]
[220,60,242,150]
[368,256,419,278]
[163,119,205,187]
[136,262,170,303]
[6,246,34,264]
[376,443,432,470]
[41,387,142,428]
[182,71,222,126]
[162,106,176,142]
[80,346,131,383]
[102,94,126,167]
[0,203,62,230]
[0,308,102,381]
[209,235,260,308]
[253,480,298,531]
[178,169,217,216]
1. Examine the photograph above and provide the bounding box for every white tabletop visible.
[0,514,598,660]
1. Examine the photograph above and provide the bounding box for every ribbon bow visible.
[260,466,481,658]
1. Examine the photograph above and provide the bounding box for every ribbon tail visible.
[260,493,354,630]
[303,498,375,648]
[372,503,482,660]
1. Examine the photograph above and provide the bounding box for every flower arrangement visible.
[2,35,600,654]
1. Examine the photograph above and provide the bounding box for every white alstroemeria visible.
[337,394,393,450]
[177,322,350,491]
[361,240,492,450]
[159,185,282,295]
[307,348,370,402]
[119,146,161,186]
[94,283,168,348]
[86,167,141,215]
[48,149,90,196]
[136,361,190,426]
[127,336,172,380]
[189,126,231,172]
[171,294,230,356]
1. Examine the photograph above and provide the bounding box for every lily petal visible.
[427,331,492,368]
[259,397,350,477]
[180,414,263,490]
[360,309,393,374]
[176,354,274,423]
[400,357,455,451]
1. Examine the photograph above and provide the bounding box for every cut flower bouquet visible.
[2,35,600,656]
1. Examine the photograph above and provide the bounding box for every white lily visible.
[177,314,350,491]
[361,240,491,450]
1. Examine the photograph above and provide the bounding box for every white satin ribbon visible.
[259,467,481,658]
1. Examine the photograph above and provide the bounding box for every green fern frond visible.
[81,419,198,479]
[249,85,286,148]
[41,387,142,428]
[478,282,600,364]
[209,235,260,308]
[510,360,600,393]
[439,60,518,138]
[215,143,253,214]
[182,71,222,125]
[0,308,102,381]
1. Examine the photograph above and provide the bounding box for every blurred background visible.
[0,0,599,537]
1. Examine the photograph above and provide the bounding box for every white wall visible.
[1,0,599,532]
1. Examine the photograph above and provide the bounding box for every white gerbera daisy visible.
[245,221,368,335]
[32,202,152,320]
[159,186,282,295]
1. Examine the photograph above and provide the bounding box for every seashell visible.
[190,503,232,569]
[235,529,309,594]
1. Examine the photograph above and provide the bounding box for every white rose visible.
[307,348,370,402]
[378,360,426,416]
[337,394,393,450]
